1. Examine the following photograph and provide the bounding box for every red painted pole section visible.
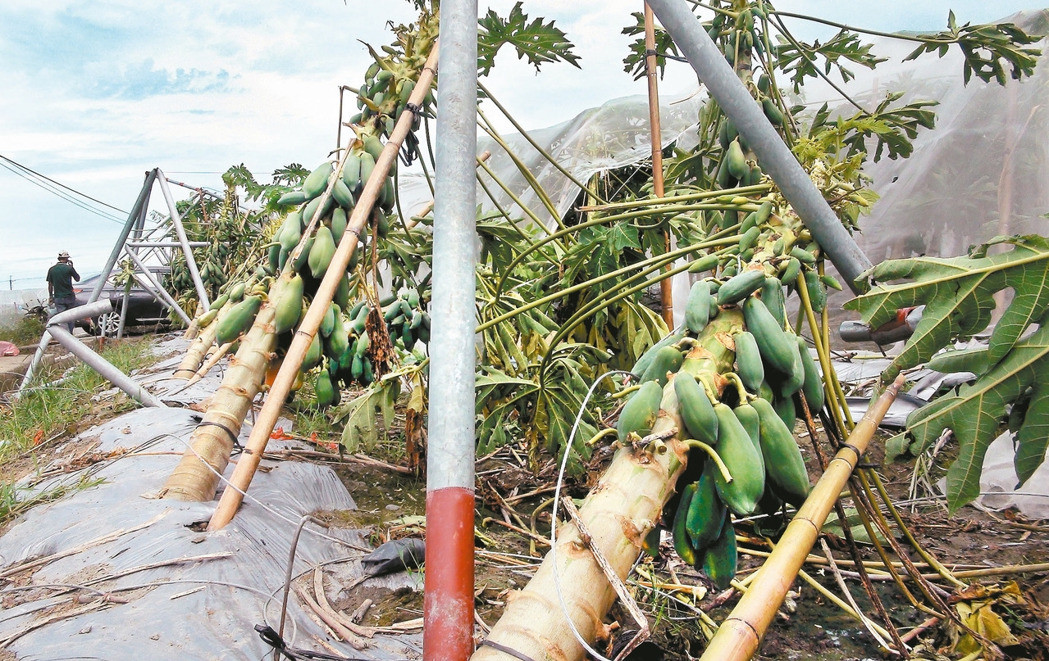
[424,487,476,660]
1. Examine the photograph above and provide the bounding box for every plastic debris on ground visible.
[832,334,1049,520]
[0,335,422,660]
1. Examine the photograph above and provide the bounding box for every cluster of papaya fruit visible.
[350,59,434,137]
[193,146,430,407]
[709,4,768,68]
[302,287,430,408]
[619,261,830,589]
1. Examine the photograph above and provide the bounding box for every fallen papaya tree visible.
[160,8,441,502]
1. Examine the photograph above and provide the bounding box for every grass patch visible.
[0,475,105,526]
[0,315,45,346]
[0,337,156,465]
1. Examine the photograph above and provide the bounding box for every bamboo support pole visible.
[698,375,905,661]
[205,44,440,530]
[643,2,675,329]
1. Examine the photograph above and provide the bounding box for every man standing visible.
[47,251,80,332]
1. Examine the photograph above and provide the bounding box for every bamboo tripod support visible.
[699,375,906,661]
[205,44,441,531]
[643,3,675,329]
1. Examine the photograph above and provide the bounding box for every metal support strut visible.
[646,0,873,292]
[424,1,479,659]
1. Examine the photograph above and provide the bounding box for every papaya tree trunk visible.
[473,311,740,661]
[174,318,220,379]
[160,303,278,500]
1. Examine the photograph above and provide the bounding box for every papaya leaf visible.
[1014,382,1049,487]
[477,2,580,77]
[844,235,1049,382]
[339,388,381,453]
[904,323,1049,511]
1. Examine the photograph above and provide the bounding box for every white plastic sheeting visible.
[0,337,421,660]
[978,432,1049,519]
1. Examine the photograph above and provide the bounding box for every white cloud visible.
[0,0,1041,283]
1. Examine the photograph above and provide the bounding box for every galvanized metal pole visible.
[45,326,166,409]
[18,300,165,408]
[117,206,147,339]
[91,169,157,303]
[125,251,193,325]
[646,0,872,292]
[424,1,478,659]
[157,173,210,309]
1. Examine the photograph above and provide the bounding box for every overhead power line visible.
[0,153,129,224]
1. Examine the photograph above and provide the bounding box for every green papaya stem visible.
[585,427,618,446]
[682,439,733,483]
[796,275,848,439]
[578,184,771,213]
[597,201,761,225]
[611,383,642,399]
[767,13,872,116]
[723,371,750,402]
[476,158,560,238]
[491,202,735,302]
[473,167,559,264]
[773,10,964,45]
[538,255,699,381]
[754,7,797,145]
[476,110,567,232]
[478,235,738,335]
[420,118,437,195]
[700,377,721,405]
[477,80,609,206]
[392,168,422,249]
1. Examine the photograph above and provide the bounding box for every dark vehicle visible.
[73,275,173,336]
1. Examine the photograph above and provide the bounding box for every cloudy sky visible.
[0,0,1041,290]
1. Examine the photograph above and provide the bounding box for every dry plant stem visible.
[798,392,907,654]
[561,497,650,661]
[295,585,368,650]
[866,468,967,588]
[313,568,374,638]
[483,517,551,547]
[795,568,893,640]
[0,600,112,648]
[901,616,942,644]
[819,538,898,653]
[698,376,904,661]
[204,44,439,526]
[0,511,167,579]
[848,475,950,619]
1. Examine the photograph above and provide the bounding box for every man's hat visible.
[58,251,70,259]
